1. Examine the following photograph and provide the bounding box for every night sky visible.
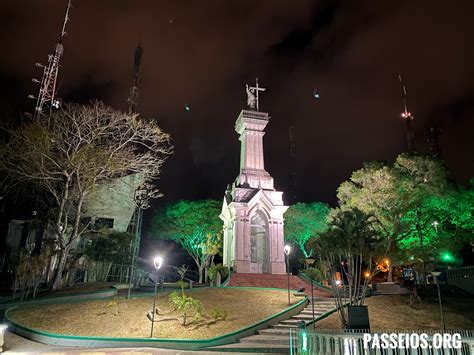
[2,0,473,215]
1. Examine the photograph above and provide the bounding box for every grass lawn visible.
[316,295,474,330]
[8,288,295,339]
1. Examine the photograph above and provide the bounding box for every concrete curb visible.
[5,288,308,351]
[0,288,117,311]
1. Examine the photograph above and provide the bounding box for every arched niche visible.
[250,210,270,273]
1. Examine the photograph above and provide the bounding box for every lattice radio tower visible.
[426,126,442,157]
[288,125,297,204]
[398,74,417,153]
[126,44,145,298]
[127,44,143,114]
[29,0,73,120]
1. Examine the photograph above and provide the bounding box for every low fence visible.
[446,267,474,280]
[445,266,474,295]
[289,329,474,355]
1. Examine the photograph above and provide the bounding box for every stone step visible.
[280,319,309,326]
[206,342,292,353]
[272,323,300,329]
[259,328,293,336]
[302,308,331,314]
[240,334,290,345]
[300,311,328,317]
[303,306,333,310]
[308,297,334,304]
[291,314,323,320]
[302,308,330,312]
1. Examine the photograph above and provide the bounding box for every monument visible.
[220,79,288,274]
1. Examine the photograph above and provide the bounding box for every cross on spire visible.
[246,78,266,111]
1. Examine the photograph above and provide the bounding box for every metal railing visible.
[106,264,148,286]
[289,328,474,355]
[446,267,474,280]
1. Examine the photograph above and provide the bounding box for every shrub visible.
[169,291,203,326]
[210,307,228,321]
[305,267,324,283]
[208,264,229,282]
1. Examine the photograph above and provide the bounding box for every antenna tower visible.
[127,44,143,114]
[29,0,73,120]
[126,44,145,298]
[426,126,442,157]
[398,74,416,153]
[288,125,297,204]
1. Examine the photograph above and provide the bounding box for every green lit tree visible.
[284,202,330,258]
[398,181,474,264]
[149,200,222,283]
[336,153,449,279]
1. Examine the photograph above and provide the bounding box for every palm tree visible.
[311,208,384,328]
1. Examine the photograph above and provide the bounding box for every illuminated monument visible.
[220,79,288,274]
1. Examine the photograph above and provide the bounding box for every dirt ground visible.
[8,288,293,339]
[316,295,474,330]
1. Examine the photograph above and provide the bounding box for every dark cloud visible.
[1,0,473,214]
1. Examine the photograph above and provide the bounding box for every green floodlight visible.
[441,251,453,262]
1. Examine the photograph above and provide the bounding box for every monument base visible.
[233,260,286,274]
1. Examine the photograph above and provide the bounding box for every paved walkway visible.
[2,331,273,354]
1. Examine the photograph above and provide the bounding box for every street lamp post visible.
[284,245,291,307]
[150,256,164,338]
[432,270,446,331]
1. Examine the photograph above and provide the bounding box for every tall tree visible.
[0,102,172,290]
[284,202,330,257]
[149,199,222,283]
[336,153,448,277]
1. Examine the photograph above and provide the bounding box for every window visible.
[94,218,114,229]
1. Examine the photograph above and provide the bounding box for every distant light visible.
[153,256,164,270]
[335,280,342,286]
[284,245,291,255]
[313,89,320,99]
[364,272,370,278]
[185,104,191,111]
